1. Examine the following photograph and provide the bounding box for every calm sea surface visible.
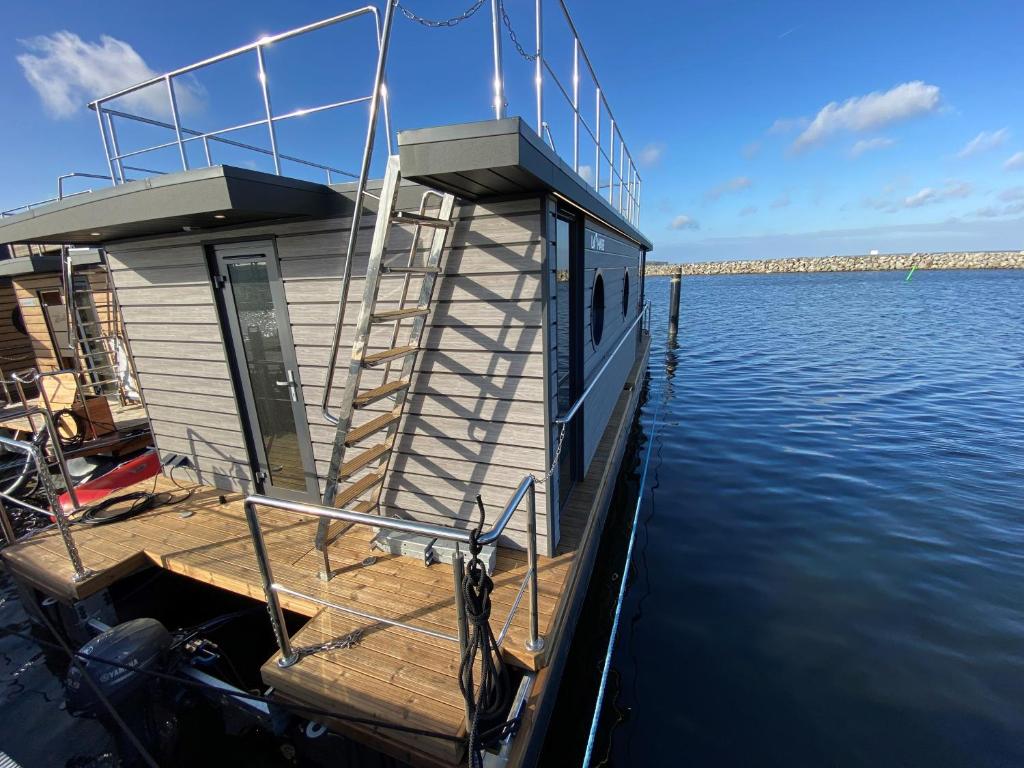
[569,269,1024,768]
[3,269,1024,767]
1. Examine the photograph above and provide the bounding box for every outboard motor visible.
[67,618,179,766]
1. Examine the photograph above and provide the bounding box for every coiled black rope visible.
[52,408,86,450]
[459,494,510,768]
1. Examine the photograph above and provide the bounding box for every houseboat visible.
[0,2,651,765]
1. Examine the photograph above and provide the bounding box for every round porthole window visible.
[622,268,630,317]
[591,271,605,346]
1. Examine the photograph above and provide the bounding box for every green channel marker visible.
[906,265,917,281]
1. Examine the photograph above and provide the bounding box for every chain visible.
[535,421,567,487]
[396,0,486,27]
[294,628,363,660]
[499,0,538,61]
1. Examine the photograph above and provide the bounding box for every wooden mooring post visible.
[668,267,681,339]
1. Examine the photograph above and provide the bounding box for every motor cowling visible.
[67,618,172,716]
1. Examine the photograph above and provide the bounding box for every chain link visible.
[295,628,363,660]
[535,421,567,487]
[396,0,486,27]
[499,0,538,61]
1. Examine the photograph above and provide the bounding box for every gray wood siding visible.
[579,220,642,469]
[105,193,550,551]
[546,214,643,479]
[106,243,253,495]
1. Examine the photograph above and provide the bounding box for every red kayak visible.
[59,450,162,513]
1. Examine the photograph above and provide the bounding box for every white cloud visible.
[17,31,202,119]
[771,192,791,209]
[791,81,941,152]
[1004,152,1024,171]
[998,186,1024,202]
[865,180,971,213]
[578,164,594,184]
[902,181,972,209]
[849,137,895,158]
[706,176,752,200]
[973,200,1024,219]
[957,128,1009,158]
[739,205,758,217]
[670,214,699,230]
[638,143,665,167]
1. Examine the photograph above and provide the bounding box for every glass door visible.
[211,241,318,500]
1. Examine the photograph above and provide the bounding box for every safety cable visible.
[581,368,669,767]
[396,0,485,27]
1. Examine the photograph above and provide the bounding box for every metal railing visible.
[89,6,392,186]
[0,411,90,582]
[555,300,650,428]
[73,1,640,224]
[245,473,544,670]
[490,0,642,226]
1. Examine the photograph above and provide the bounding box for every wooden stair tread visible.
[334,471,385,509]
[340,442,391,478]
[362,345,417,367]
[371,307,429,322]
[345,410,401,446]
[353,379,410,408]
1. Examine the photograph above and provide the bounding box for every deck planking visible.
[0,335,650,767]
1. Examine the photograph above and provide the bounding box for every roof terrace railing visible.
[81,0,640,226]
[89,6,392,187]
[491,0,642,226]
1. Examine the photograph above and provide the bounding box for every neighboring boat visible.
[0,2,651,765]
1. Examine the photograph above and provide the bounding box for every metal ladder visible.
[315,155,456,579]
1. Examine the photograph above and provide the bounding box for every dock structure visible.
[1,336,646,765]
[0,2,653,765]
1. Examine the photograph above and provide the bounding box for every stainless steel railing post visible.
[525,476,544,652]
[255,44,282,175]
[535,0,543,134]
[165,76,190,171]
[490,0,506,119]
[243,501,299,667]
[0,496,15,546]
[452,543,472,725]
[2,426,91,581]
[95,104,118,186]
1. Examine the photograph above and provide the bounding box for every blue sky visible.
[3,0,1024,261]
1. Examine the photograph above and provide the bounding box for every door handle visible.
[275,369,298,403]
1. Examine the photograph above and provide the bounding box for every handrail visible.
[318,0,398,429]
[88,5,390,187]
[244,472,543,669]
[0,414,90,582]
[555,300,650,426]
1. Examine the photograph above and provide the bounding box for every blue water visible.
[603,270,1024,767]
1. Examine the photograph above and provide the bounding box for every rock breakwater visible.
[646,251,1024,276]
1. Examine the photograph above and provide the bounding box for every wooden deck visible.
[0,336,650,767]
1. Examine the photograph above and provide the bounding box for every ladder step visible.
[391,211,452,229]
[353,379,410,409]
[334,471,385,509]
[340,442,391,478]
[371,307,429,323]
[382,266,442,275]
[345,409,401,446]
[362,345,418,368]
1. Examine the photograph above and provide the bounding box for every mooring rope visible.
[459,494,510,768]
[581,375,668,767]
